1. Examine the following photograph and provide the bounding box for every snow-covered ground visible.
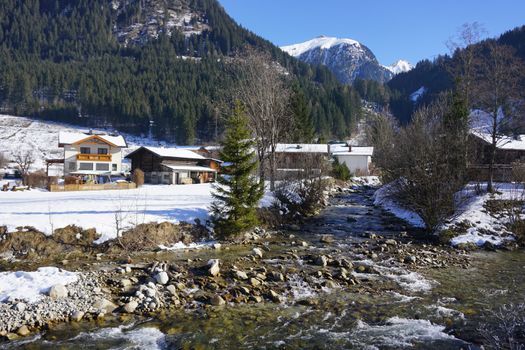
[446,183,520,246]
[374,181,521,247]
[0,183,278,243]
[0,184,214,243]
[0,267,78,303]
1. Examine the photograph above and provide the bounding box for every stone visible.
[93,298,118,314]
[300,241,309,247]
[404,255,417,264]
[268,290,283,303]
[120,279,133,288]
[166,285,177,296]
[124,300,139,313]
[385,239,397,246]
[234,270,249,280]
[155,271,169,285]
[249,278,261,287]
[210,295,226,306]
[71,310,85,322]
[269,271,285,282]
[315,255,328,267]
[48,284,68,299]
[207,259,220,277]
[15,302,26,313]
[252,247,263,259]
[320,235,334,243]
[16,326,30,337]
[213,243,222,250]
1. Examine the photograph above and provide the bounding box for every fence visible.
[49,182,137,192]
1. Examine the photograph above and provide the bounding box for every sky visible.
[217,0,525,65]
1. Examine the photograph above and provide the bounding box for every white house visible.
[58,131,127,177]
[330,144,374,176]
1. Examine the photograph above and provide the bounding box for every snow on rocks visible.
[373,183,426,228]
[0,267,77,303]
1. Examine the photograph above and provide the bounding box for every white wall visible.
[335,154,371,175]
[63,142,123,176]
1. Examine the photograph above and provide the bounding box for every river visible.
[4,185,524,349]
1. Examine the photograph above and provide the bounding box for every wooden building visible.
[125,146,219,185]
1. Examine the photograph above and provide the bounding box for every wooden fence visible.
[49,182,137,192]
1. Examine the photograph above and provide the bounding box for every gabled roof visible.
[162,163,217,172]
[125,146,206,160]
[58,131,127,148]
[471,131,525,151]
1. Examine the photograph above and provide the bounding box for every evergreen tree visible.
[211,101,263,237]
[290,85,315,142]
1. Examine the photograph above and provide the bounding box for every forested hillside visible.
[0,0,362,144]
[387,25,525,124]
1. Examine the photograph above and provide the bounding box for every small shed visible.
[331,145,374,176]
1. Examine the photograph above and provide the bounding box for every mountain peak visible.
[384,60,413,75]
[281,36,362,58]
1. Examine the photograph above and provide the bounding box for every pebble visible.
[48,284,68,299]
[155,272,169,285]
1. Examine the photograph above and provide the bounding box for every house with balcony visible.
[58,131,127,179]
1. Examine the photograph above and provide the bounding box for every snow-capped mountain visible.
[281,36,411,84]
[384,60,413,75]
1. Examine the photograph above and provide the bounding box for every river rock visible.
[48,284,68,299]
[315,255,328,267]
[268,290,283,303]
[385,239,397,246]
[15,302,26,313]
[93,298,118,313]
[207,259,220,277]
[249,278,261,287]
[16,325,30,337]
[252,247,263,259]
[234,270,249,280]
[210,295,226,306]
[120,279,133,288]
[166,285,177,296]
[404,255,417,264]
[269,271,285,282]
[155,271,169,285]
[124,300,139,313]
[71,310,85,322]
[320,235,334,243]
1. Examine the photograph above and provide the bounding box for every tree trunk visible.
[269,145,276,191]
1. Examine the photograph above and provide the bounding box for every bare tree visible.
[473,42,525,192]
[446,22,487,106]
[233,49,292,190]
[14,150,35,183]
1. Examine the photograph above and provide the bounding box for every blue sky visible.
[217,0,525,65]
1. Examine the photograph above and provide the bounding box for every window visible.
[68,162,76,171]
[79,163,93,171]
[96,163,110,171]
[80,147,91,154]
[112,164,117,171]
[97,148,108,155]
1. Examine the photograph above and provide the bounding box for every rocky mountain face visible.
[112,0,210,46]
[281,36,411,84]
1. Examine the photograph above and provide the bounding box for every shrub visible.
[132,168,145,187]
[24,171,48,189]
[64,176,79,185]
[332,158,351,181]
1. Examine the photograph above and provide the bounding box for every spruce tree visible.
[211,101,264,237]
[290,85,315,142]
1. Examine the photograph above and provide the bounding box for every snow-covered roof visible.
[162,164,217,172]
[58,131,127,147]
[471,131,525,151]
[127,146,206,160]
[281,36,362,57]
[275,144,329,154]
[332,146,374,156]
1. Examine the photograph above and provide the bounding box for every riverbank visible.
[0,181,522,348]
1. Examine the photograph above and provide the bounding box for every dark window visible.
[80,147,91,154]
[97,148,108,155]
[68,162,76,171]
[79,163,93,170]
[96,163,109,171]
[112,164,117,171]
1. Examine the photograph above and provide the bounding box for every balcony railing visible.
[77,154,112,161]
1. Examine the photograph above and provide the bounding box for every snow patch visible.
[158,241,215,251]
[0,267,78,303]
[281,36,362,57]
[373,183,426,228]
[384,60,413,75]
[410,86,426,102]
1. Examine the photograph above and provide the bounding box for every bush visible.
[64,176,79,185]
[24,171,48,189]
[275,178,329,217]
[132,168,144,187]
[332,158,351,181]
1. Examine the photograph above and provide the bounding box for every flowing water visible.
[4,186,525,349]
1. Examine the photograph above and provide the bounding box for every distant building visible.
[272,143,374,178]
[330,144,374,176]
[125,146,219,185]
[468,131,525,181]
[58,131,127,177]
